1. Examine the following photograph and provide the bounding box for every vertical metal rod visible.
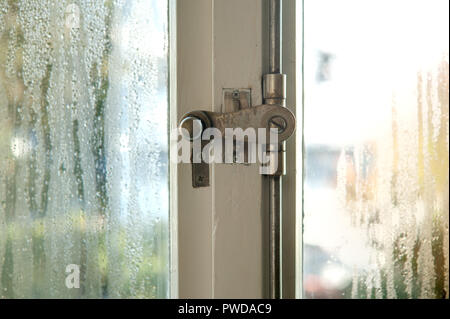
[269,0,282,73]
[269,176,281,299]
[268,0,282,299]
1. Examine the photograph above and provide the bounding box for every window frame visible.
[172,0,302,299]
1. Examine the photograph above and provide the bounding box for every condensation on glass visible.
[303,0,449,298]
[0,0,169,298]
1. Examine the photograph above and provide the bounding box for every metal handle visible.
[180,104,295,143]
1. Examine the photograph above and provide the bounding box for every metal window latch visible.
[179,88,295,188]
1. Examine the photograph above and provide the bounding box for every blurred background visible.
[0,0,169,298]
[303,0,449,298]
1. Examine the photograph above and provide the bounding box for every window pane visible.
[303,0,449,298]
[0,0,169,298]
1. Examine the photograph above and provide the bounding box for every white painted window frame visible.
[169,0,302,299]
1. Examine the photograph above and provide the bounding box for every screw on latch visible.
[196,175,204,183]
[268,115,287,134]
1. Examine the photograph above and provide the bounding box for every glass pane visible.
[0,0,169,298]
[303,0,449,298]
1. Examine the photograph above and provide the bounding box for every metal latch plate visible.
[222,88,252,113]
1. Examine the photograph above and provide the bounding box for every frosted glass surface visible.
[303,0,449,299]
[0,0,169,298]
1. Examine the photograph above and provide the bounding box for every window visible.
[0,0,169,298]
[302,0,449,298]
